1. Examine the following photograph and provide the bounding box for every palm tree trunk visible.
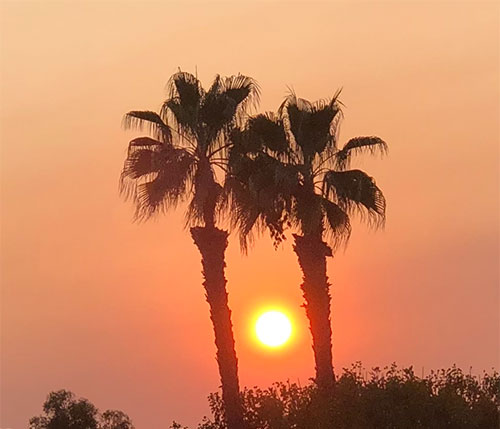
[190,226,245,429]
[293,233,335,392]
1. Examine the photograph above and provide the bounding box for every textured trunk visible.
[293,233,335,392]
[190,226,245,429]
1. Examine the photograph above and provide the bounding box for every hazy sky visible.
[1,1,498,428]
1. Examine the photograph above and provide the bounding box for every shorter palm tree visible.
[120,71,259,429]
[227,92,387,395]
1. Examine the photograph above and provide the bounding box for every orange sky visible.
[1,1,499,428]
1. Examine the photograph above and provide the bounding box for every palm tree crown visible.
[121,71,260,227]
[227,91,387,248]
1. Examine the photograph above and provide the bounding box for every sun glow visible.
[255,310,292,348]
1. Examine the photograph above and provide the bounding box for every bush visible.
[180,364,499,429]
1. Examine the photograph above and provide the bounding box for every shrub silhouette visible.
[175,364,499,429]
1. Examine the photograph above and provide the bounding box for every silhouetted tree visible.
[120,71,259,429]
[29,390,134,429]
[99,410,134,429]
[227,92,387,399]
[29,390,99,429]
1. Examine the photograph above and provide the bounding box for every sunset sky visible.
[1,1,498,428]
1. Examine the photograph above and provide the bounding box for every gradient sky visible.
[1,1,499,428]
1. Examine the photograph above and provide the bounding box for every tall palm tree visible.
[120,71,259,429]
[227,92,387,395]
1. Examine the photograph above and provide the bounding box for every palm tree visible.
[227,92,387,395]
[120,71,259,429]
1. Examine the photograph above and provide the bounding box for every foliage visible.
[29,390,134,429]
[173,364,499,429]
[121,70,259,227]
[226,91,387,251]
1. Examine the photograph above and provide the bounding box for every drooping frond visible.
[226,146,301,251]
[321,198,351,250]
[121,148,160,180]
[225,165,289,252]
[228,149,299,207]
[120,143,195,220]
[335,136,388,170]
[224,175,262,252]
[123,111,172,143]
[323,169,386,226]
[121,137,174,192]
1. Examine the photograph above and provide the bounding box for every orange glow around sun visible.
[255,310,293,348]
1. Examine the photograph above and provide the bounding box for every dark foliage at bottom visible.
[30,390,134,429]
[173,363,499,429]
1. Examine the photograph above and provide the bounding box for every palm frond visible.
[226,151,298,251]
[161,71,205,137]
[166,71,203,107]
[123,111,172,143]
[246,113,289,155]
[278,91,312,116]
[230,152,300,200]
[225,174,287,253]
[323,169,386,227]
[120,138,167,200]
[279,92,342,159]
[224,176,262,252]
[120,145,195,221]
[335,136,388,170]
[198,91,237,145]
[226,128,256,161]
[321,198,351,249]
[162,71,203,138]
[128,137,163,148]
[198,74,259,153]
[205,74,222,95]
[162,98,199,139]
[220,74,260,114]
[121,148,160,180]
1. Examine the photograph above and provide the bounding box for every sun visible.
[255,310,292,348]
